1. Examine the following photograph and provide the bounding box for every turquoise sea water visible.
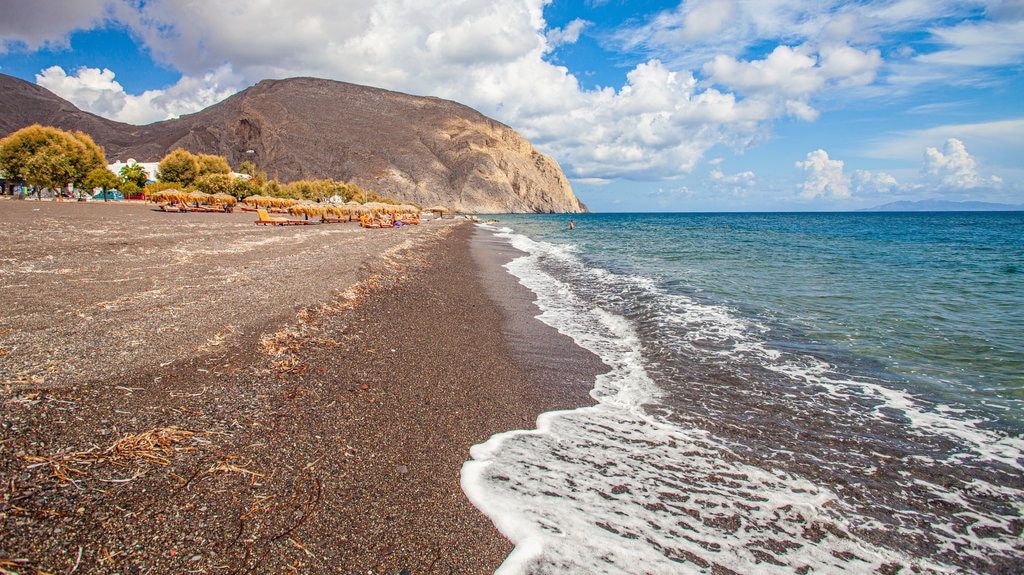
[462,212,1024,574]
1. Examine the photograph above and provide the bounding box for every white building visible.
[107,158,160,182]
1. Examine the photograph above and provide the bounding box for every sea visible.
[460,212,1024,575]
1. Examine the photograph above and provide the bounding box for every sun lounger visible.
[159,203,181,213]
[255,208,313,226]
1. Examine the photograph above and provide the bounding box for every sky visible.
[1,0,1022,212]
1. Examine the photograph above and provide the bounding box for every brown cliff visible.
[0,74,587,213]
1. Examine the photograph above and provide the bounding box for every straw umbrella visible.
[211,193,237,206]
[288,201,325,220]
[187,190,212,207]
[242,194,269,207]
[150,189,186,204]
[427,205,449,218]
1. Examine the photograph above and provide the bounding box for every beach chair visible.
[255,208,313,225]
[159,203,181,213]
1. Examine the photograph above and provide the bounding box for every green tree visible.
[195,173,233,195]
[84,167,121,200]
[197,153,231,176]
[119,180,141,196]
[0,124,106,197]
[237,160,267,182]
[230,176,261,199]
[119,163,149,188]
[262,180,285,198]
[157,149,199,186]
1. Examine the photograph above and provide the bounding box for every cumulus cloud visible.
[0,0,110,52]
[708,164,756,197]
[703,44,881,121]
[853,169,900,195]
[794,139,1005,201]
[679,0,736,42]
[796,149,851,199]
[921,138,1003,190]
[546,18,589,47]
[36,65,240,124]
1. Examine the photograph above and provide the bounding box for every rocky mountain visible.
[0,73,587,213]
[861,199,1022,212]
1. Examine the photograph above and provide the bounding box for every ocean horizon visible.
[463,211,1023,574]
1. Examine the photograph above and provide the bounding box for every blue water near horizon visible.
[461,211,1024,574]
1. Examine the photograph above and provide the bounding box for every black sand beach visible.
[0,200,602,573]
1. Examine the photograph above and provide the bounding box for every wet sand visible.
[0,199,602,573]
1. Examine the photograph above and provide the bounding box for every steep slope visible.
[0,74,586,213]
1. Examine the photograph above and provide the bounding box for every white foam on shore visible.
[460,225,972,574]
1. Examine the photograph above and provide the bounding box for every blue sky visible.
[1,0,1022,212]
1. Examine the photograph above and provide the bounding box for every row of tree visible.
[0,124,391,204]
[0,125,106,197]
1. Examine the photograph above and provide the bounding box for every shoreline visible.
[0,200,603,573]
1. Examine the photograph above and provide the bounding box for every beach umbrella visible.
[347,201,370,215]
[325,204,350,218]
[288,201,326,218]
[187,190,212,205]
[150,189,186,203]
[363,202,391,214]
[242,194,271,207]
[211,193,237,206]
[427,205,449,218]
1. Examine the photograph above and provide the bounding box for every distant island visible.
[861,199,1022,212]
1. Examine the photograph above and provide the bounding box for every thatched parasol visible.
[288,201,326,218]
[211,193,237,206]
[184,191,212,207]
[151,189,187,203]
[242,194,276,207]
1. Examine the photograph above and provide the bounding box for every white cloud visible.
[917,19,1024,67]
[702,43,881,121]
[0,0,110,52]
[36,65,238,124]
[710,166,755,185]
[853,169,900,195]
[547,18,589,47]
[680,0,736,42]
[796,149,851,199]
[864,119,1024,163]
[709,165,756,197]
[921,138,1002,190]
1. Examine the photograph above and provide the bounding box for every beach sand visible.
[0,200,603,573]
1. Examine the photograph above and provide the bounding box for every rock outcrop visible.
[0,74,587,213]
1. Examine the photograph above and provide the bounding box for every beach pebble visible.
[396,464,409,474]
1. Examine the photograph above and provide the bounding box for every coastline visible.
[0,200,602,573]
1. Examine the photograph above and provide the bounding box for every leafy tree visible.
[157,149,199,186]
[84,167,120,195]
[145,181,186,195]
[262,179,283,198]
[0,124,106,197]
[119,162,149,188]
[285,180,316,200]
[231,176,261,199]
[120,180,141,196]
[237,160,267,182]
[197,153,231,176]
[195,173,233,195]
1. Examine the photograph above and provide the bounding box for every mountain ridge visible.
[860,199,1022,212]
[0,74,587,213]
